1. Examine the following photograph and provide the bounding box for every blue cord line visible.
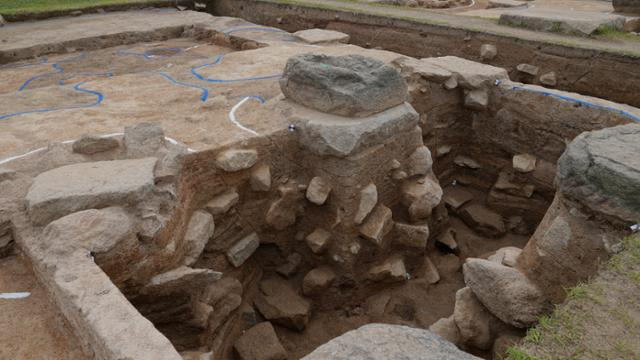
[18,65,64,91]
[191,54,282,83]
[510,85,640,123]
[0,82,104,121]
[154,71,209,102]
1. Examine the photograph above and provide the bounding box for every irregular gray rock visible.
[234,322,287,360]
[464,89,489,110]
[401,176,443,221]
[305,228,331,254]
[421,56,509,89]
[142,266,221,296]
[254,277,311,331]
[227,232,260,267]
[291,102,419,158]
[265,183,304,230]
[306,177,331,205]
[216,149,257,172]
[205,190,239,217]
[479,44,497,60]
[443,187,474,212]
[124,122,165,157]
[516,63,539,76]
[280,54,408,117]
[355,183,378,225]
[395,222,429,249]
[463,258,548,328]
[407,146,433,176]
[459,204,506,238]
[453,287,494,350]
[368,257,406,282]
[429,316,461,345]
[488,246,522,267]
[359,205,394,246]
[302,324,481,360]
[250,164,271,192]
[302,266,336,295]
[539,72,557,87]
[513,153,537,173]
[556,124,640,223]
[293,29,350,44]
[26,158,157,225]
[183,210,214,266]
[72,135,119,155]
[420,257,441,284]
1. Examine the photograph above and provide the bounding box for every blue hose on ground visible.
[510,85,640,123]
[0,82,104,121]
[191,54,282,83]
[154,71,209,102]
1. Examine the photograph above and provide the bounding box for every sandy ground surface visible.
[0,254,89,360]
[0,33,405,162]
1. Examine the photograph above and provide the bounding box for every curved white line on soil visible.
[229,97,260,136]
[0,133,195,166]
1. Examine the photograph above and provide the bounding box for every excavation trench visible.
[1,10,639,360]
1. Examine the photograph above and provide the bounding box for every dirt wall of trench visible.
[210,0,640,109]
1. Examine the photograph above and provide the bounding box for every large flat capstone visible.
[26,158,157,225]
[556,124,640,223]
[499,9,626,36]
[302,324,480,359]
[290,102,419,157]
[280,54,408,117]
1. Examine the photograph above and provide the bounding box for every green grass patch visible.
[0,0,157,16]
[593,25,640,43]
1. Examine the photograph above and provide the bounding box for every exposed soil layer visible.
[0,254,89,360]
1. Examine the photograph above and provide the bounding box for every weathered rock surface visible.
[539,72,557,87]
[369,257,406,282]
[227,232,260,267]
[556,124,640,223]
[265,183,304,230]
[280,54,408,117]
[407,146,433,176]
[306,177,331,205]
[302,267,336,295]
[302,324,481,360]
[234,322,287,360]
[355,183,378,225]
[293,29,350,44]
[463,258,548,328]
[205,190,239,217]
[479,44,497,60]
[464,89,489,110]
[459,204,506,238]
[276,253,303,278]
[142,266,221,296]
[516,63,539,76]
[422,56,509,89]
[183,210,214,266]
[429,316,461,345]
[420,257,441,284]
[488,246,522,267]
[250,164,271,192]
[124,122,165,157]
[437,228,458,253]
[305,228,331,254]
[291,102,419,157]
[26,158,157,225]
[216,149,257,172]
[453,287,494,350]
[513,153,537,173]
[359,204,394,246]
[395,222,429,249]
[444,187,475,212]
[254,277,311,331]
[499,9,626,36]
[72,134,119,155]
[401,176,443,221]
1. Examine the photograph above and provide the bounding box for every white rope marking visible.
[229,97,260,136]
[0,133,195,166]
[0,292,30,299]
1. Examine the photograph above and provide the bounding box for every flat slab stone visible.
[290,102,419,157]
[26,158,157,225]
[557,123,640,222]
[499,9,626,36]
[421,56,509,89]
[302,324,481,360]
[294,29,350,44]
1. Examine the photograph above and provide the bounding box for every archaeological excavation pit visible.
[1,7,639,360]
